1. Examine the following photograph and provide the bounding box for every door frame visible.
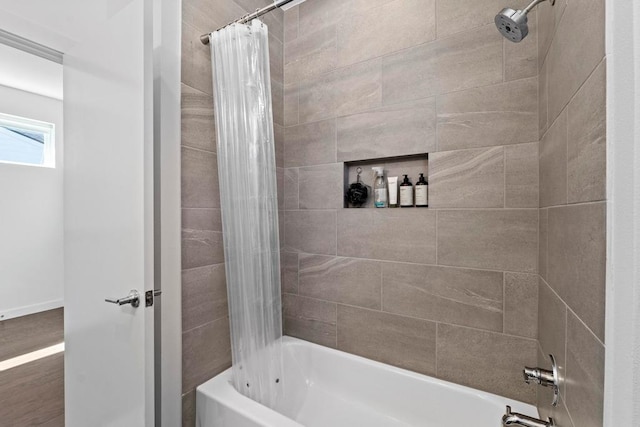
[604,0,640,425]
[152,0,182,425]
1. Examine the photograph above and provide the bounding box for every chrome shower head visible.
[495,0,555,43]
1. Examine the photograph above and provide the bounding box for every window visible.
[0,113,55,167]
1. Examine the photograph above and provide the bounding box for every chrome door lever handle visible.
[105,290,140,308]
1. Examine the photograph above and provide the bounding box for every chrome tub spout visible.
[502,406,555,427]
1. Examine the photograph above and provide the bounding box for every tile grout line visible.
[566,104,569,205]
[435,209,439,265]
[291,75,537,132]
[539,274,604,346]
[545,55,606,137]
[284,249,538,276]
[435,322,439,377]
[502,273,506,334]
[290,293,538,342]
[503,147,507,208]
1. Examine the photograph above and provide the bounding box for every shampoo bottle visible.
[400,174,414,207]
[415,173,428,207]
[388,176,399,208]
[372,167,388,208]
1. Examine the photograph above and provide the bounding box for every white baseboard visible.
[0,299,63,321]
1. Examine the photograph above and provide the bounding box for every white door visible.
[63,0,155,425]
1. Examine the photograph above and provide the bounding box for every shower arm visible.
[200,0,298,45]
[523,0,555,14]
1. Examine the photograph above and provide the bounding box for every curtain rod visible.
[200,0,298,45]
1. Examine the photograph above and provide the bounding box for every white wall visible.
[0,84,64,320]
[604,0,640,424]
[0,44,63,100]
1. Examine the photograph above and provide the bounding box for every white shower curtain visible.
[210,20,283,409]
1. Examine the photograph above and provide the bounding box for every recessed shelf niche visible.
[343,153,429,209]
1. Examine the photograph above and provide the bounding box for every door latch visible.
[145,290,162,307]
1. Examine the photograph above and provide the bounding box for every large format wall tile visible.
[538,277,567,394]
[537,351,575,427]
[567,60,606,204]
[269,32,284,83]
[431,24,503,96]
[182,390,195,427]
[283,83,299,126]
[182,208,222,232]
[181,147,219,208]
[285,210,337,255]
[281,251,299,294]
[260,6,284,43]
[332,60,383,118]
[299,255,382,309]
[284,168,299,209]
[539,59,549,137]
[436,0,531,38]
[382,24,502,105]
[284,5,298,42]
[539,111,567,207]
[504,11,538,81]
[503,273,538,338]
[539,208,548,280]
[337,305,437,375]
[436,324,537,403]
[381,41,437,105]
[546,0,605,123]
[272,79,284,126]
[429,147,504,208]
[298,0,344,38]
[182,0,241,34]
[181,84,215,152]
[382,263,503,332]
[505,142,539,208]
[182,316,231,393]
[39,414,65,427]
[437,210,538,272]
[277,167,285,210]
[537,0,567,64]
[547,203,606,341]
[181,0,285,418]
[337,209,436,264]
[437,77,538,152]
[182,208,225,269]
[337,98,436,162]
[298,163,344,209]
[283,294,337,347]
[284,119,336,168]
[274,124,284,168]
[181,228,224,270]
[336,0,436,67]
[565,311,605,427]
[298,58,382,124]
[181,22,213,96]
[182,264,228,332]
[285,25,336,83]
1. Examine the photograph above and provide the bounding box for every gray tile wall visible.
[179,0,606,421]
[180,0,284,425]
[536,0,606,425]
[282,0,540,403]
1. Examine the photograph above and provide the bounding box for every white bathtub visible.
[196,336,537,427]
